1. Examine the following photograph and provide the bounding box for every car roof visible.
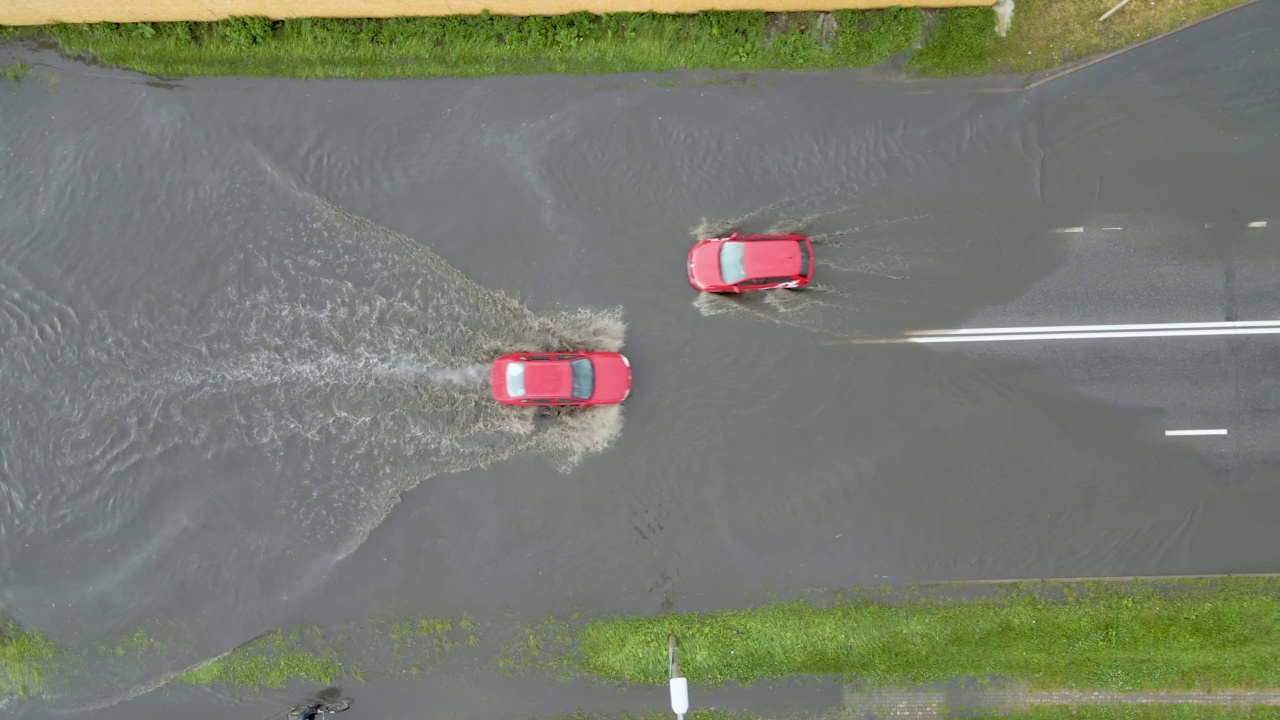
[509,356,575,398]
[740,238,802,279]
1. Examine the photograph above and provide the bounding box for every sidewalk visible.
[844,684,1280,718]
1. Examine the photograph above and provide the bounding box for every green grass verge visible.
[987,0,1251,74]
[19,10,921,79]
[0,616,57,698]
[1,62,31,81]
[171,613,476,688]
[175,628,342,688]
[499,614,582,678]
[905,7,994,76]
[3,612,474,698]
[6,579,1280,699]
[0,1,1256,79]
[577,577,1280,689]
[903,0,1251,77]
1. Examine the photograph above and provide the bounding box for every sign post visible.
[668,634,688,720]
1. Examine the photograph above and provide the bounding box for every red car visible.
[490,351,632,407]
[687,232,814,293]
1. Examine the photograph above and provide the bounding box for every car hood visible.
[590,354,632,404]
[687,242,724,289]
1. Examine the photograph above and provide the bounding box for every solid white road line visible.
[831,320,1280,345]
[902,327,1280,344]
[1166,429,1228,436]
[910,320,1280,336]
[1248,221,1268,228]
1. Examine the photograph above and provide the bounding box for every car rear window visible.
[719,242,747,284]
[506,362,526,397]
[570,358,594,400]
[799,241,811,275]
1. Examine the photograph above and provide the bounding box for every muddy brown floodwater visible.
[1,2,1279,717]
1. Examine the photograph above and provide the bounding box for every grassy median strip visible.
[577,577,1280,689]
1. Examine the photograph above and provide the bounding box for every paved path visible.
[844,685,1280,718]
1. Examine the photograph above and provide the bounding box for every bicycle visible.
[288,699,352,720]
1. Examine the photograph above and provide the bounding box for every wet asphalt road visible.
[2,1,1279,718]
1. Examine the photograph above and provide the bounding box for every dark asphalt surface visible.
[1,2,1279,718]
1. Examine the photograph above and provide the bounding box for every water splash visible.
[689,197,1050,336]
[374,360,490,386]
[0,184,629,711]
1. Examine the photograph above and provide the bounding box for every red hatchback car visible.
[687,232,815,293]
[490,351,632,407]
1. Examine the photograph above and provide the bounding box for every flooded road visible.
[2,2,1279,716]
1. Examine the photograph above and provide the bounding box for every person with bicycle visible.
[288,697,351,720]
[289,704,323,720]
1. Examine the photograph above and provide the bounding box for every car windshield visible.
[505,362,527,397]
[570,358,594,400]
[719,242,747,284]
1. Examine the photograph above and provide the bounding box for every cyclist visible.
[288,699,351,720]
[288,704,322,720]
